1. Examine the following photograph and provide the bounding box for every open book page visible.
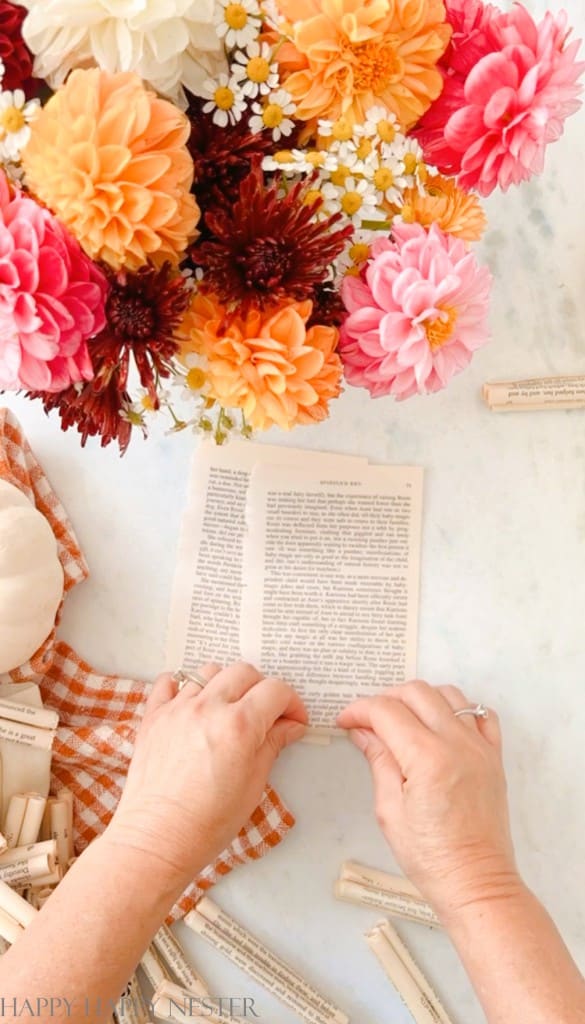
[240,465,424,729]
[166,442,367,671]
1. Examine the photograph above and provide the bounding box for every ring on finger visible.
[454,703,489,721]
[173,669,209,693]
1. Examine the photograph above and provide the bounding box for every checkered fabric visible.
[0,409,295,921]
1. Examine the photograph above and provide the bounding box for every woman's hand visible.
[105,662,308,885]
[337,681,522,921]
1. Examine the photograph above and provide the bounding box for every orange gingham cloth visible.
[0,408,295,921]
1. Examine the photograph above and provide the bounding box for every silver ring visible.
[173,669,209,692]
[454,703,489,720]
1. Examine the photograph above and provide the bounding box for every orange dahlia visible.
[389,175,487,242]
[22,68,200,271]
[276,0,451,131]
[180,293,343,431]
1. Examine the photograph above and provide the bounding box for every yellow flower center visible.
[263,103,284,128]
[304,188,324,207]
[424,306,458,351]
[417,161,429,183]
[377,119,396,143]
[225,3,248,29]
[374,167,394,191]
[214,86,236,111]
[0,106,25,134]
[403,152,418,175]
[331,117,354,142]
[356,138,373,160]
[247,56,271,83]
[401,204,415,223]
[349,242,370,264]
[274,149,294,163]
[345,40,403,93]
[330,163,352,186]
[186,367,207,391]
[306,150,326,167]
[341,191,363,216]
[140,394,156,411]
[345,265,361,277]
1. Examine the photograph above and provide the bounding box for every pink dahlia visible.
[417,2,584,196]
[340,223,492,400]
[0,172,108,392]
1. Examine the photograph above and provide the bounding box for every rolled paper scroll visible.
[483,375,585,412]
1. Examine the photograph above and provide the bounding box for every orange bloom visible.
[22,69,200,271]
[389,175,487,242]
[180,293,343,431]
[276,0,451,131]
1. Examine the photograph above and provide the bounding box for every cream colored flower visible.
[19,0,228,110]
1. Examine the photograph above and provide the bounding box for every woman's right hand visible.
[337,681,523,921]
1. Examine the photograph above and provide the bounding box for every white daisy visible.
[332,229,378,282]
[370,153,410,205]
[322,177,382,227]
[260,0,283,31]
[202,74,247,128]
[250,89,296,141]
[215,0,261,49]
[0,90,40,164]
[231,41,279,98]
[363,105,400,144]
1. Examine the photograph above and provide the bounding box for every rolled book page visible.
[375,920,453,1024]
[483,375,585,411]
[335,879,441,928]
[0,852,53,886]
[3,794,28,848]
[0,832,6,855]
[151,980,240,1024]
[153,924,209,997]
[0,700,59,732]
[0,879,37,928]
[366,925,446,1024]
[140,946,168,990]
[185,903,348,1024]
[17,794,47,846]
[115,973,150,1024]
[194,897,347,1023]
[0,839,57,866]
[48,798,72,873]
[0,906,25,945]
[341,861,425,897]
[55,788,75,859]
[28,863,62,889]
[0,720,56,752]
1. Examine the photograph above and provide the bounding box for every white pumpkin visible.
[0,480,64,673]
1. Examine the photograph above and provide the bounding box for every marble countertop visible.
[5,2,585,1019]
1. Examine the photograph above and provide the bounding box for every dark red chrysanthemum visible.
[29,264,191,453]
[187,98,277,229]
[0,2,40,97]
[191,163,353,313]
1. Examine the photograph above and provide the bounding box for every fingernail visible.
[350,729,370,752]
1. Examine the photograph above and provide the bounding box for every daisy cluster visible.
[0,0,582,452]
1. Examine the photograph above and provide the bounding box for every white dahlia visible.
[19,0,229,110]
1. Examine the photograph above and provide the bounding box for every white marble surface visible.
[5,2,585,1019]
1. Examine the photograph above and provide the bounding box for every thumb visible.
[266,718,307,757]
[350,728,403,793]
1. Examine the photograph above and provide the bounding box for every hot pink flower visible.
[340,223,492,400]
[416,2,584,196]
[0,172,108,392]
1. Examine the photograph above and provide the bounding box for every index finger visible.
[337,696,435,775]
[241,677,309,733]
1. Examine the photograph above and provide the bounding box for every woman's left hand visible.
[105,662,308,884]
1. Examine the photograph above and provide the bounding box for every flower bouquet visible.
[0,0,582,450]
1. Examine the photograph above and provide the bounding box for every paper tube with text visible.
[366,920,452,1024]
[0,700,59,732]
[0,906,24,945]
[151,980,240,1024]
[18,794,47,846]
[483,375,585,411]
[152,924,208,997]
[115,973,150,1024]
[336,862,440,927]
[0,720,55,752]
[3,794,28,848]
[0,879,37,928]
[185,898,348,1024]
[140,946,168,990]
